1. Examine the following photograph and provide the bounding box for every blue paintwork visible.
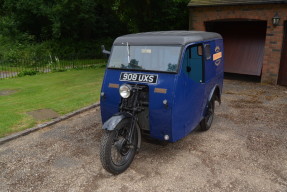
[101,70,176,141]
[100,38,224,143]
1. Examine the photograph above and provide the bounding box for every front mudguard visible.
[102,113,131,131]
[102,112,141,151]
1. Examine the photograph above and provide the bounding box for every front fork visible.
[126,115,141,151]
[127,116,137,146]
[125,86,142,150]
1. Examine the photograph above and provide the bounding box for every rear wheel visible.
[200,98,215,131]
[100,119,138,175]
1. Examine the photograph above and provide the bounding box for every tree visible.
[112,0,190,33]
[0,0,190,59]
[0,0,128,41]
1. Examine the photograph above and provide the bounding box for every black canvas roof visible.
[188,0,287,7]
[113,31,222,46]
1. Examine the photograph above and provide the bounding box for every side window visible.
[198,45,203,56]
[182,44,204,83]
[204,44,211,60]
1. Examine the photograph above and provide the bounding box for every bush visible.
[17,70,39,77]
[0,35,114,65]
[41,38,114,59]
[0,35,51,66]
[51,68,67,72]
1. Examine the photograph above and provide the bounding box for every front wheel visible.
[200,98,215,131]
[100,119,138,175]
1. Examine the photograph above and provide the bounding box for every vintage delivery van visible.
[99,31,224,174]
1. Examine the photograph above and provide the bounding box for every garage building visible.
[188,0,287,85]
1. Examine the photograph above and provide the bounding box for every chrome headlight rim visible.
[119,84,132,98]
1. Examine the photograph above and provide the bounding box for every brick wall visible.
[189,4,287,84]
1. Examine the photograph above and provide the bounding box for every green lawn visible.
[0,68,105,137]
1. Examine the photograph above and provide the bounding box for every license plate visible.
[119,72,158,84]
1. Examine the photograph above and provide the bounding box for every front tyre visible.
[100,119,138,175]
[200,98,215,131]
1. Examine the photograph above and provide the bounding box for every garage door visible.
[206,21,267,76]
[278,21,287,86]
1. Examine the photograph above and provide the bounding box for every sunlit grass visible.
[0,67,105,137]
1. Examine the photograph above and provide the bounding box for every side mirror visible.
[187,66,191,72]
[101,45,111,55]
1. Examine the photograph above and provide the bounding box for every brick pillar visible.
[261,19,284,84]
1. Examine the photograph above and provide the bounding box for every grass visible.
[0,67,105,137]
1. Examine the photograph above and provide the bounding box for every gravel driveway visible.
[1,79,287,192]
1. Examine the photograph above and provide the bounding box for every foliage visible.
[112,0,190,33]
[0,0,190,68]
[51,69,67,72]
[0,35,113,64]
[17,70,39,77]
[0,35,50,64]
[0,0,189,42]
[0,0,125,61]
[41,38,114,59]
[0,0,127,41]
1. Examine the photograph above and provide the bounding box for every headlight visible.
[119,84,132,98]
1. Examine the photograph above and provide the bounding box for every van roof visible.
[113,31,222,46]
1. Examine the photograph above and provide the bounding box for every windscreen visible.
[108,45,181,72]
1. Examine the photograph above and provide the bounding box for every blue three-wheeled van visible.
[100,31,224,174]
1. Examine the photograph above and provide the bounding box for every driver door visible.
[181,44,205,134]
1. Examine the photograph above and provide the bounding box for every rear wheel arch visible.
[199,85,221,131]
[213,86,221,104]
[209,85,221,104]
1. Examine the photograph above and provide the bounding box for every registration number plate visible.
[119,72,158,84]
